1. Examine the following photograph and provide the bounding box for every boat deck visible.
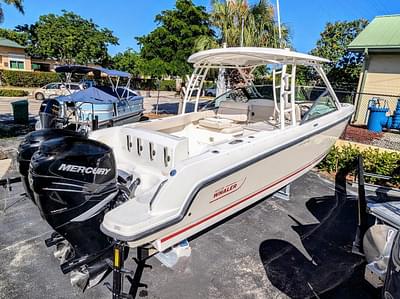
[164,121,279,157]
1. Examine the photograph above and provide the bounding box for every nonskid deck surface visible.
[0,170,378,299]
[168,121,277,156]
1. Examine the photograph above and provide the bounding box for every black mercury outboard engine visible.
[39,99,62,129]
[17,129,84,203]
[29,136,120,290]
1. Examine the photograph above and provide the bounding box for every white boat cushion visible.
[198,117,235,129]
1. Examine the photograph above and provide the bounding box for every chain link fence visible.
[296,86,400,125]
[352,92,400,125]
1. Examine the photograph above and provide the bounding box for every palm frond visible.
[3,0,24,14]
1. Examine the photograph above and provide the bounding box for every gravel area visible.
[372,131,400,151]
[342,125,400,152]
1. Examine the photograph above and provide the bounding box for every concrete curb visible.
[336,139,399,153]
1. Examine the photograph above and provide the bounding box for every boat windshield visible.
[203,85,333,108]
[201,84,338,122]
[201,85,273,110]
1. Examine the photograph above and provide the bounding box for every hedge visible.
[0,70,61,87]
[317,144,400,186]
[130,79,215,92]
[159,80,175,91]
[0,89,29,97]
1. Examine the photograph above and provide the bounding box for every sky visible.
[2,0,400,55]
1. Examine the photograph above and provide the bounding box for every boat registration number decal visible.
[211,178,246,203]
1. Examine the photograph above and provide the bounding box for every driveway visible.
[0,97,41,122]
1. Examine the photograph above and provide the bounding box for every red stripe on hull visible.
[160,153,326,243]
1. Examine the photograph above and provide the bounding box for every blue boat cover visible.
[55,65,132,79]
[57,87,119,104]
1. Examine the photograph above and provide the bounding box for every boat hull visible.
[121,114,350,251]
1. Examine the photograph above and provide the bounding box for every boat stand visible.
[352,155,368,255]
[273,184,291,201]
[106,243,154,299]
[352,155,400,255]
[0,176,23,214]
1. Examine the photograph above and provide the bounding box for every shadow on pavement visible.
[259,170,380,298]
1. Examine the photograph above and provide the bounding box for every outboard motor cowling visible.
[17,129,84,202]
[39,99,62,129]
[29,136,119,289]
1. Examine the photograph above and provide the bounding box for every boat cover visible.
[57,87,118,104]
[55,65,132,79]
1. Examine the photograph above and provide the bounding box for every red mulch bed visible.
[341,125,383,145]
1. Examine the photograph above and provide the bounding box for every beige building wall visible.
[353,54,400,125]
[0,45,32,71]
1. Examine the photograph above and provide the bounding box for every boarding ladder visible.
[182,66,209,114]
[272,64,297,129]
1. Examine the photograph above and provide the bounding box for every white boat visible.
[92,47,354,250]
[25,47,354,290]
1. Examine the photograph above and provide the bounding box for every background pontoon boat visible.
[36,65,144,131]
[21,47,354,292]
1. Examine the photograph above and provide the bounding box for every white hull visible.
[91,104,353,251]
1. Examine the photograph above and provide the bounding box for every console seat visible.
[198,101,249,133]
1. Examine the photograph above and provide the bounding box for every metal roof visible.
[187,47,330,67]
[0,38,24,49]
[348,15,400,52]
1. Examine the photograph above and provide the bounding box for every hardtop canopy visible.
[55,65,132,79]
[188,47,330,68]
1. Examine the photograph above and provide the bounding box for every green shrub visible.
[0,70,61,87]
[159,80,176,91]
[318,144,400,185]
[203,80,215,89]
[0,89,29,97]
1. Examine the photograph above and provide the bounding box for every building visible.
[0,38,58,73]
[0,38,31,71]
[348,15,400,125]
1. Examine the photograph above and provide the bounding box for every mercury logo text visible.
[58,163,111,175]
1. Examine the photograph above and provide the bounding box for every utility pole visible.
[240,16,244,47]
[276,0,282,48]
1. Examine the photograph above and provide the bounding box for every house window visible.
[10,60,25,70]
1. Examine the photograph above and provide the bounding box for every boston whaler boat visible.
[22,47,354,293]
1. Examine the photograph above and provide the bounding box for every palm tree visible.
[193,0,290,93]
[0,0,24,23]
[195,0,289,51]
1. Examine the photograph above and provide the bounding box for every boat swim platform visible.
[0,170,379,299]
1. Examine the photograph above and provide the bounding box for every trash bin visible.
[11,99,29,124]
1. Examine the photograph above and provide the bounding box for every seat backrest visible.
[217,101,249,122]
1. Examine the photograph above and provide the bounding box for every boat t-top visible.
[20,47,354,292]
[36,65,144,132]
